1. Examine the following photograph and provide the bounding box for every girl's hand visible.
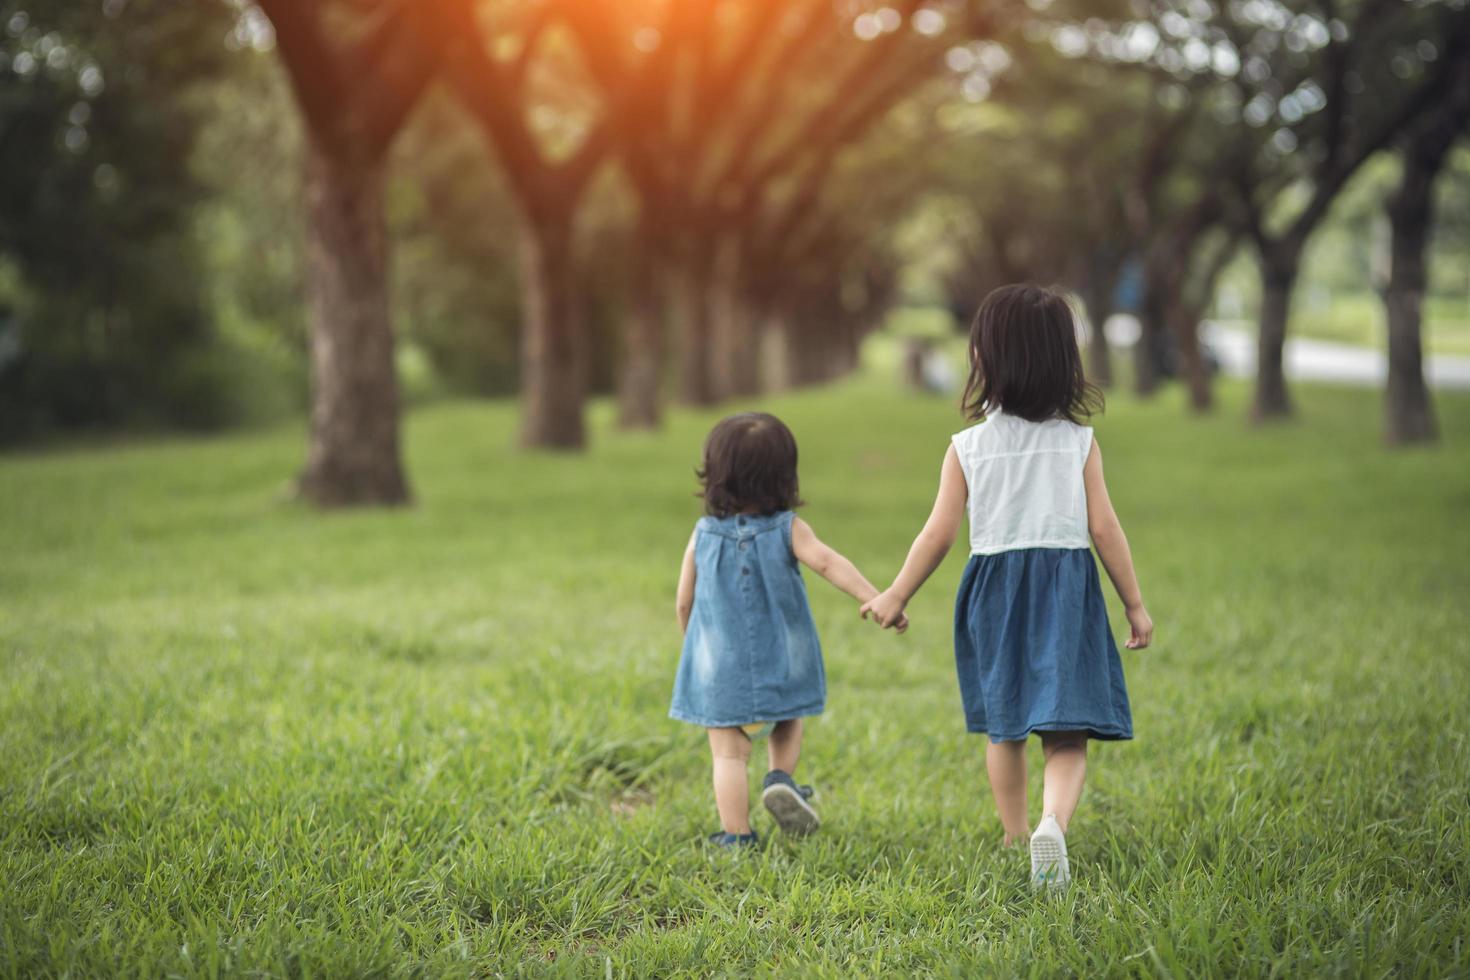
[860,591,908,631]
[1124,604,1153,649]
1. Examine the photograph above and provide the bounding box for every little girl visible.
[862,284,1152,889]
[672,412,904,847]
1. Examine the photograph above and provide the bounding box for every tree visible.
[254,0,443,504]
[1209,0,1470,421]
[565,0,998,424]
[1023,0,1469,417]
[943,11,1242,404]
[411,0,611,449]
[737,104,928,391]
[1149,202,1239,411]
[1380,45,1470,445]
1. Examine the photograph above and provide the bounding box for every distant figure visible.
[921,345,959,394]
[902,337,926,390]
[902,338,959,395]
[671,413,905,848]
[862,284,1153,891]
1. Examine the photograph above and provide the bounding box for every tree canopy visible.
[2,0,1468,471]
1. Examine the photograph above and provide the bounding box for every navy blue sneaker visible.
[707,830,760,848]
[761,769,820,836]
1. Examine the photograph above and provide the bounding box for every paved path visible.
[1202,320,1470,390]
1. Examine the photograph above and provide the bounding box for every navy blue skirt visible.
[953,548,1133,743]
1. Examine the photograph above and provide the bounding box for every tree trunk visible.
[297,141,410,507]
[1133,280,1164,397]
[1251,245,1301,422]
[733,256,786,398]
[724,274,765,399]
[788,319,832,387]
[1081,276,1115,389]
[1150,237,1216,413]
[615,226,663,430]
[673,242,717,406]
[760,313,796,392]
[517,213,585,448]
[728,306,763,397]
[1382,283,1435,445]
[1380,142,1445,445]
[713,305,763,399]
[708,241,759,400]
[1169,299,1213,412]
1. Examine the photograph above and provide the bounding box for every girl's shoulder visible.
[950,413,1007,456]
[951,415,992,442]
[952,411,1091,460]
[696,510,793,539]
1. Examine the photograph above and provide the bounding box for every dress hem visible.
[967,719,1133,744]
[670,704,824,729]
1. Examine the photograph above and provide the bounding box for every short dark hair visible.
[961,283,1103,424]
[697,412,804,517]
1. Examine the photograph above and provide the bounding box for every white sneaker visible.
[1030,813,1070,890]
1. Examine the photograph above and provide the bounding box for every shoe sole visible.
[1030,828,1070,890]
[761,783,820,836]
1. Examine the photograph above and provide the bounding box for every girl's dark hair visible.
[697,412,804,517]
[960,283,1104,424]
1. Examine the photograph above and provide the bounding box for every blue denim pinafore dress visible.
[669,511,826,729]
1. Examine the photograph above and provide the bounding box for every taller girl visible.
[862,284,1153,890]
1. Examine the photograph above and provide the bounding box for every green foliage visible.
[191,41,307,364]
[1304,148,1470,301]
[386,92,632,400]
[0,0,257,441]
[2,370,1467,974]
[389,93,524,398]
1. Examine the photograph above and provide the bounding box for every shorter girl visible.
[862,284,1153,889]
[672,412,904,847]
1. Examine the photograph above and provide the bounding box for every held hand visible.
[859,590,908,631]
[1124,604,1153,649]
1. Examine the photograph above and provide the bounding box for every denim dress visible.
[669,511,826,729]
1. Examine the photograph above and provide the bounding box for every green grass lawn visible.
[3,366,1469,977]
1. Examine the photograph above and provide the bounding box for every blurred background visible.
[1,0,1468,494]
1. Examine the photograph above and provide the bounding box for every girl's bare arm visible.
[1082,438,1153,649]
[675,529,697,634]
[791,517,907,632]
[860,444,968,628]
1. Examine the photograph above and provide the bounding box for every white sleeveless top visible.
[951,410,1094,555]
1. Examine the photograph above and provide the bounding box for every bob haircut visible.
[697,412,804,517]
[961,283,1103,425]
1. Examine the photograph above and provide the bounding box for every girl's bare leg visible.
[985,740,1030,846]
[708,727,753,834]
[1039,731,1088,832]
[767,718,803,774]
